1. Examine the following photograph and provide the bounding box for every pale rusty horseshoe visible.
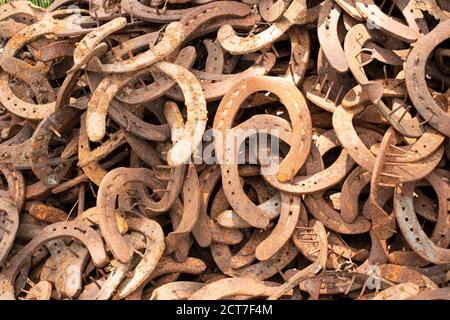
[318,0,349,73]
[0,1,45,23]
[406,287,450,300]
[284,27,310,85]
[78,113,114,186]
[213,122,286,229]
[68,17,127,74]
[23,281,52,301]
[405,19,450,138]
[371,283,420,300]
[354,0,418,43]
[114,214,165,299]
[85,21,184,73]
[394,182,450,264]
[259,0,286,23]
[395,0,429,34]
[378,264,439,291]
[217,0,307,54]
[216,192,281,229]
[335,0,364,21]
[214,76,311,227]
[150,281,205,300]
[411,0,450,21]
[87,62,206,170]
[166,198,193,262]
[188,278,285,300]
[255,193,301,261]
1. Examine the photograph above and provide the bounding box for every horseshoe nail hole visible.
[274,202,279,207]
[421,204,425,207]
[231,192,235,196]
[402,206,405,211]
[409,227,413,232]
[52,228,56,232]
[63,226,67,230]
[405,218,408,222]
[313,182,317,185]
[415,238,420,242]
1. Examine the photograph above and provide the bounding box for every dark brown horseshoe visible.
[29,106,83,187]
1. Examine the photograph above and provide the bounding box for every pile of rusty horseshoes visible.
[0,0,449,300]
